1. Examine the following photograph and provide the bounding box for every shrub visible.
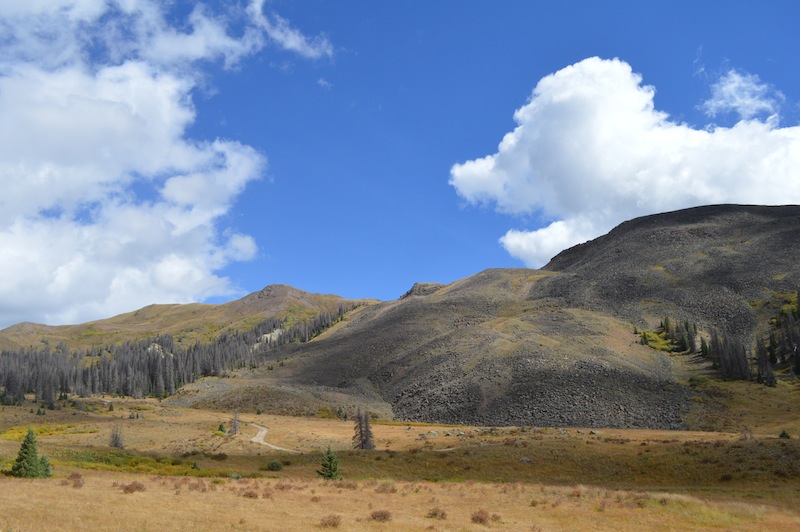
[779,430,791,439]
[319,514,342,528]
[375,482,397,493]
[265,459,284,471]
[471,509,490,525]
[426,507,447,520]
[121,481,146,494]
[370,510,391,522]
[68,472,85,488]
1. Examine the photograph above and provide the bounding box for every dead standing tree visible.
[352,408,375,450]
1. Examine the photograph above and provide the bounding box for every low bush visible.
[471,509,490,525]
[426,507,447,519]
[265,459,283,471]
[370,510,391,522]
[121,481,146,494]
[319,514,341,528]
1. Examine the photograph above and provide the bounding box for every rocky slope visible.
[539,204,800,341]
[274,269,692,429]
[269,205,800,429]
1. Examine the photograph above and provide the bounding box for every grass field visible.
[2,379,800,530]
[3,471,799,531]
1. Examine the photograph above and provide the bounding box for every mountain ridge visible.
[3,204,800,430]
[0,284,374,351]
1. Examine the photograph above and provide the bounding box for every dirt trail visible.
[248,423,301,453]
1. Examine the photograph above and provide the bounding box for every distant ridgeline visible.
[0,304,357,406]
[641,292,800,386]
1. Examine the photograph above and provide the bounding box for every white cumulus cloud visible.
[450,57,800,268]
[0,1,331,328]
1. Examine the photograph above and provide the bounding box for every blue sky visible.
[0,1,799,327]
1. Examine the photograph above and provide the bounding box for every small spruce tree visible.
[11,428,52,478]
[317,447,342,480]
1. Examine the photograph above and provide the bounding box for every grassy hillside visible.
[0,285,376,351]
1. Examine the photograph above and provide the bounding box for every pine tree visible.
[700,337,710,358]
[317,447,342,480]
[11,428,52,478]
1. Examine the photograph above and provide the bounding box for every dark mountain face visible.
[540,204,800,340]
[272,205,800,429]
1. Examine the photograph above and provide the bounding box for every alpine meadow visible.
[2,1,800,531]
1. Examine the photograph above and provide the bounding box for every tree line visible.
[0,305,357,405]
[648,292,800,384]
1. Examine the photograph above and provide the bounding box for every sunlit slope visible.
[0,284,374,350]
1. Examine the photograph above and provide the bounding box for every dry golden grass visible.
[2,471,799,531]
[3,391,800,529]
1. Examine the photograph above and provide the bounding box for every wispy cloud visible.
[248,1,333,60]
[701,68,784,121]
[0,1,331,328]
[450,57,800,268]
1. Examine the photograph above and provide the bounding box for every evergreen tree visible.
[700,337,710,359]
[317,447,342,480]
[10,428,52,478]
[686,325,697,353]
